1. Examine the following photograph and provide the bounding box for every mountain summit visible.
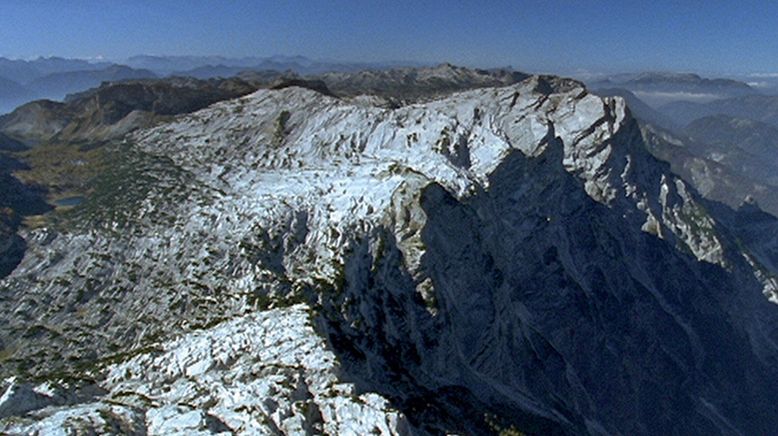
[1,75,778,434]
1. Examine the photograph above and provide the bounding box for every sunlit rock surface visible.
[0,306,409,435]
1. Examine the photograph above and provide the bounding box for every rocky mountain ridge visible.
[318,63,529,103]
[0,65,531,148]
[585,86,778,219]
[0,66,535,289]
[0,76,260,147]
[0,62,158,114]
[1,75,778,434]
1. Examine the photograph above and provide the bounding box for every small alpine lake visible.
[53,196,85,207]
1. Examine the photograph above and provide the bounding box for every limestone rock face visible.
[2,76,778,434]
[0,306,410,435]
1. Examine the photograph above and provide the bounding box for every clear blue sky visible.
[1,0,777,74]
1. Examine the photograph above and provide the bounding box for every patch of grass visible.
[485,413,526,436]
[21,214,48,229]
[0,345,16,363]
[191,316,229,331]
[97,344,164,369]
[14,142,108,202]
[51,145,193,231]
[273,110,291,146]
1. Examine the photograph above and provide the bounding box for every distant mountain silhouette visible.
[0,56,110,83]
[589,72,757,106]
[659,94,778,128]
[26,65,157,101]
[0,76,34,114]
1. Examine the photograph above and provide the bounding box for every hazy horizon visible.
[0,53,773,82]
[2,0,778,76]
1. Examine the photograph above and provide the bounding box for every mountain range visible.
[0,61,157,114]
[1,61,778,434]
[589,75,778,219]
[684,115,778,184]
[0,76,261,147]
[0,65,536,282]
[0,67,777,434]
[0,65,532,150]
[124,54,425,76]
[0,57,113,84]
[588,72,758,106]
[659,93,778,127]
[0,55,432,114]
[4,61,778,245]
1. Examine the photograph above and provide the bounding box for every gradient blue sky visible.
[1,0,776,74]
